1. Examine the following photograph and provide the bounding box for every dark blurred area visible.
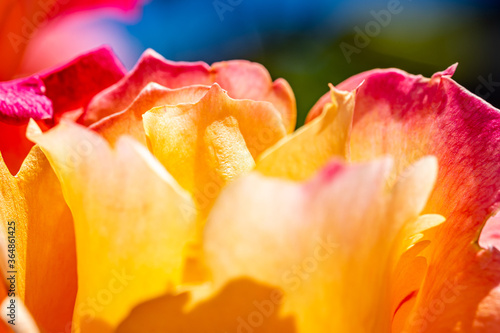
[106,0,500,126]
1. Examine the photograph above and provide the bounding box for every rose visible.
[0,47,499,333]
[202,65,500,332]
[0,46,295,332]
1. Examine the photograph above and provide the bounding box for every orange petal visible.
[82,49,296,132]
[30,121,196,333]
[0,140,76,333]
[398,212,500,333]
[403,247,500,332]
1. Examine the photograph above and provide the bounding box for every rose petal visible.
[0,140,76,332]
[81,49,210,125]
[143,83,286,216]
[29,121,196,332]
[39,45,126,123]
[344,69,500,330]
[0,47,125,126]
[400,211,500,333]
[403,247,500,333]
[256,85,354,180]
[0,46,126,174]
[0,77,52,125]
[310,65,500,254]
[0,76,51,174]
[204,157,438,332]
[0,156,28,300]
[91,83,210,146]
[82,49,296,132]
[212,60,296,132]
[307,66,500,331]
[306,65,457,123]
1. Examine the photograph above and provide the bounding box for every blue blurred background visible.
[96,0,500,125]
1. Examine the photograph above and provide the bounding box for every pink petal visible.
[0,77,52,125]
[309,65,500,250]
[39,45,126,124]
[91,83,211,145]
[81,49,296,132]
[307,66,500,331]
[0,46,126,174]
[81,49,211,125]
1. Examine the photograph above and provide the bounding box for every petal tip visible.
[432,63,458,80]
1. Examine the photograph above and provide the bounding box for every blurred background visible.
[4,0,500,126]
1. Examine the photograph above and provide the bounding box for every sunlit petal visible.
[30,121,196,333]
[82,49,296,131]
[256,85,354,180]
[204,157,438,332]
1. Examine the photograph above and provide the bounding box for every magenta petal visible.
[306,64,459,123]
[0,77,52,125]
[39,46,126,120]
[81,49,211,124]
[314,65,500,248]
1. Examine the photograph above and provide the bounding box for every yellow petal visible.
[0,155,27,300]
[91,83,210,146]
[1,121,77,333]
[143,83,287,216]
[204,157,438,333]
[29,121,196,333]
[255,85,354,181]
[18,147,78,333]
